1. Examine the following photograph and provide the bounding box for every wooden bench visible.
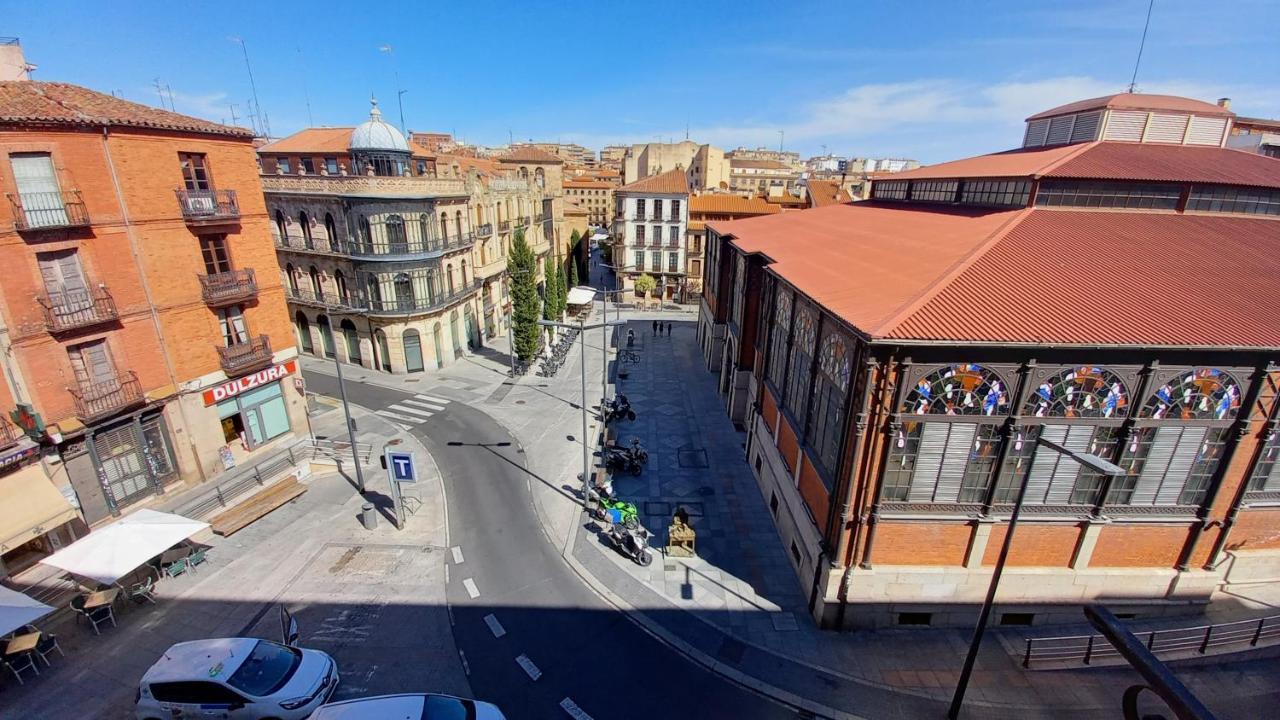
[210,475,307,536]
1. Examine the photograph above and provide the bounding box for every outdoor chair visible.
[70,595,117,635]
[21,626,63,667]
[127,576,157,605]
[162,557,188,579]
[186,547,208,572]
[1,650,40,685]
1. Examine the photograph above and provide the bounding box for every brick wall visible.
[1090,524,1190,568]
[1227,509,1280,551]
[797,454,830,527]
[777,411,799,474]
[761,385,779,436]
[873,522,970,565]
[982,523,1082,567]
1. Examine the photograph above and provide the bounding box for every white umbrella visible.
[40,509,209,586]
[0,585,54,636]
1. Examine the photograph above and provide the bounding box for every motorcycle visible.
[602,394,637,425]
[602,446,643,475]
[593,493,640,529]
[606,521,654,566]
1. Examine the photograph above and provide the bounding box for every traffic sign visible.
[388,451,416,483]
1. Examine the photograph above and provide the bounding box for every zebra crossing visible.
[375,394,451,430]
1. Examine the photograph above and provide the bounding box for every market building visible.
[0,78,303,552]
[698,92,1280,629]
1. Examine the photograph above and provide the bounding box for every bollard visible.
[361,502,377,530]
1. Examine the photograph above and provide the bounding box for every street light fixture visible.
[947,434,1125,720]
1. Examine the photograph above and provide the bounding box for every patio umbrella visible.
[0,585,54,636]
[40,509,209,586]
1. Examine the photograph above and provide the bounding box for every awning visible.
[40,509,209,585]
[566,286,597,306]
[0,586,53,636]
[0,461,79,554]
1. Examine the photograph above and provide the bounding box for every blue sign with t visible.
[388,452,416,483]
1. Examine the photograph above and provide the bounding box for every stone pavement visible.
[0,406,468,720]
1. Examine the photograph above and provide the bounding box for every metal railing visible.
[173,441,308,520]
[217,335,272,376]
[69,370,143,420]
[346,233,474,258]
[498,220,511,231]
[200,269,258,306]
[310,437,373,466]
[285,287,358,310]
[275,233,348,255]
[1023,614,1280,668]
[7,190,91,231]
[37,286,118,332]
[362,283,478,316]
[176,188,239,222]
[475,222,494,237]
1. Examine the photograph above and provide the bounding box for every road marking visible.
[451,546,464,564]
[560,698,594,720]
[458,649,470,677]
[403,398,447,411]
[463,578,480,599]
[444,564,449,584]
[390,422,412,431]
[375,410,423,424]
[415,394,451,404]
[388,403,434,418]
[483,613,506,638]
[515,654,541,681]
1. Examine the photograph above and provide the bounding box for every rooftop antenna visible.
[1128,0,1155,93]
[378,45,407,134]
[296,46,315,127]
[152,78,167,109]
[230,36,268,136]
[164,84,176,112]
[685,120,689,141]
[228,103,240,127]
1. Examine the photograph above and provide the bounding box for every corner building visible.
[0,81,304,545]
[699,93,1280,628]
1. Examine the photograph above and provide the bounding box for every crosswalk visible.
[375,394,451,431]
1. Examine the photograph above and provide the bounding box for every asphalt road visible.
[303,371,797,720]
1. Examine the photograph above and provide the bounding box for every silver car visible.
[311,693,506,720]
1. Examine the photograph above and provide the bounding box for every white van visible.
[311,693,506,720]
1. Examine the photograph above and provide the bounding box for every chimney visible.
[0,37,35,81]
[1217,97,1231,109]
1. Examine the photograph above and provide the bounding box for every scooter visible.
[602,395,637,425]
[606,521,654,566]
[602,446,643,475]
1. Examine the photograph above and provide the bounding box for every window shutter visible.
[1046,116,1075,145]
[1186,116,1227,146]
[1024,425,1068,503]
[908,424,974,503]
[1156,426,1207,505]
[1145,113,1190,143]
[1070,112,1102,143]
[1131,426,1205,504]
[1103,111,1147,141]
[1045,425,1093,504]
[935,424,975,503]
[1023,119,1051,147]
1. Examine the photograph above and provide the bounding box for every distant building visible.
[611,169,690,303]
[1225,99,1280,159]
[728,146,803,170]
[805,155,844,173]
[729,158,801,198]
[861,157,920,173]
[563,178,615,227]
[599,145,627,170]
[622,141,729,192]
[685,194,779,299]
[529,142,595,168]
[409,132,455,154]
[803,179,851,208]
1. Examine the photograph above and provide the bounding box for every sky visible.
[5,0,1279,163]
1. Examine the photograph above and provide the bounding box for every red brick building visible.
[0,80,303,572]
[698,93,1280,628]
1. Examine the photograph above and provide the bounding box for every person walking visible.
[652,320,657,335]
[666,321,673,335]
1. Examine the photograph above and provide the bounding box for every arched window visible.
[295,311,312,354]
[450,309,462,351]
[334,270,348,304]
[432,323,444,369]
[366,275,383,309]
[519,167,529,181]
[766,289,792,389]
[284,263,299,293]
[386,214,407,253]
[275,210,288,244]
[340,319,361,366]
[535,167,545,189]
[394,273,415,310]
[419,214,432,250]
[299,211,312,248]
[324,213,338,250]
[783,304,817,420]
[358,215,372,253]
[460,259,468,288]
[426,270,440,304]
[440,212,450,243]
[1142,368,1241,421]
[308,266,323,297]
[1026,366,1129,419]
[901,364,1009,416]
[403,328,424,373]
[316,315,335,358]
[806,330,852,477]
[374,329,391,372]
[455,210,464,239]
[446,264,455,295]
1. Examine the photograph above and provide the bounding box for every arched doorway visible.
[464,304,479,349]
[317,315,335,358]
[340,319,361,366]
[450,310,462,353]
[299,211,312,248]
[432,323,445,369]
[295,311,312,354]
[403,328,424,373]
[285,263,299,293]
[374,329,391,372]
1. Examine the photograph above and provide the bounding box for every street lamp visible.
[593,288,628,404]
[538,317,625,506]
[948,435,1125,720]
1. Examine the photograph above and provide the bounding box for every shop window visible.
[217,381,290,449]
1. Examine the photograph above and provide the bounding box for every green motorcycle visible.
[594,494,640,530]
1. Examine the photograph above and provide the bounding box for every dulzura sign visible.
[202,360,297,406]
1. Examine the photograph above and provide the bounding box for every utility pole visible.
[334,357,366,493]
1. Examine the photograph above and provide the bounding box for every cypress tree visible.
[510,229,540,361]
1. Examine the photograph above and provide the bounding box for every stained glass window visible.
[1141,368,1242,421]
[902,364,1009,416]
[784,304,817,421]
[807,331,853,478]
[1026,366,1128,419]
[766,289,792,390]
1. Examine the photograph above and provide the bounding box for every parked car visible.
[135,637,338,720]
[310,693,506,720]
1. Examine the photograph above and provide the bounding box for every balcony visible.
[346,232,473,260]
[285,286,358,310]
[7,190,91,232]
[218,335,273,377]
[38,286,119,333]
[499,220,512,232]
[70,370,144,421]
[515,217,530,228]
[362,281,479,317]
[200,269,258,306]
[175,188,240,224]
[476,223,494,238]
[275,233,348,255]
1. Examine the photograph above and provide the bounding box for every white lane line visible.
[560,698,594,720]
[388,403,434,418]
[391,422,412,431]
[451,546,464,564]
[458,649,470,676]
[463,578,480,599]
[403,398,447,411]
[515,654,541,681]
[414,394,451,404]
[483,614,506,638]
[375,410,423,424]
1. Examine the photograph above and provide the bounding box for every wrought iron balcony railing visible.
[175,188,240,222]
[199,269,258,306]
[70,370,143,421]
[499,220,512,231]
[274,233,348,255]
[217,335,273,376]
[285,286,359,310]
[361,281,479,317]
[346,232,474,259]
[475,223,494,237]
[7,190,91,231]
[38,286,119,333]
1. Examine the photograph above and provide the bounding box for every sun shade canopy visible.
[40,509,209,585]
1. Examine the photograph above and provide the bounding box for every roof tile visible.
[0,81,253,138]
[617,168,689,194]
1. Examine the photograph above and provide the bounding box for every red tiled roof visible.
[617,168,689,194]
[884,143,1090,181]
[258,127,353,154]
[1028,93,1234,120]
[806,179,851,207]
[499,145,564,164]
[889,211,1280,347]
[689,194,780,215]
[0,81,254,138]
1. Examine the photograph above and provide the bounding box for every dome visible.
[349,98,409,152]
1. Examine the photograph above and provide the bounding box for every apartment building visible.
[728,146,803,170]
[685,194,778,300]
[622,141,729,191]
[699,92,1280,629]
[599,145,627,171]
[611,169,689,302]
[563,178,615,226]
[1226,100,1280,159]
[729,158,801,198]
[529,142,594,168]
[0,80,302,556]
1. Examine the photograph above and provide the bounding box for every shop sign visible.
[202,360,297,406]
[9,403,45,440]
[0,443,38,470]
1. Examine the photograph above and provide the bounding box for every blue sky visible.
[6,0,1279,162]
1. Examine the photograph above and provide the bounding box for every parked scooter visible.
[602,446,643,475]
[602,394,637,425]
[606,521,654,566]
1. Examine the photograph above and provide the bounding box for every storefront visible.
[193,359,305,474]
[0,441,82,577]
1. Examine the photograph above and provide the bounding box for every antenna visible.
[164,84,176,112]
[378,44,407,134]
[153,78,167,109]
[1128,0,1155,93]
[228,103,240,126]
[231,37,268,136]
[296,46,315,127]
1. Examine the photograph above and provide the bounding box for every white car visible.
[136,637,338,720]
[311,693,506,720]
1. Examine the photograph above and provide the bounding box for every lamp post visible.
[594,288,627,405]
[333,356,366,493]
[947,435,1126,720]
[539,317,625,505]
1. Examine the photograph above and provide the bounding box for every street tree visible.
[510,229,541,361]
[634,273,656,306]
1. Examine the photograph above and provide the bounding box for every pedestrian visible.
[652,320,657,335]
[667,321,673,335]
